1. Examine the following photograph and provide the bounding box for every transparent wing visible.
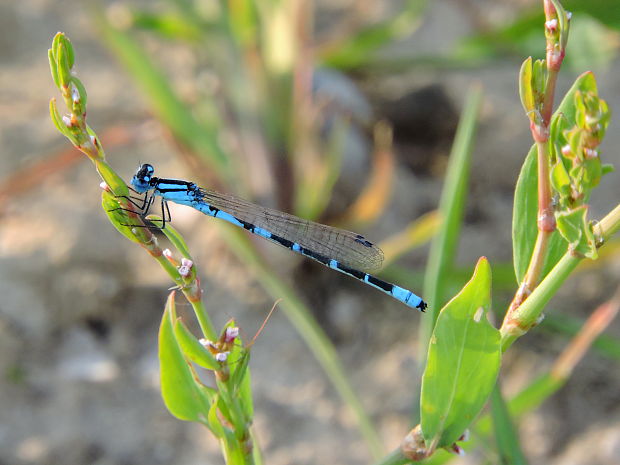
[198,188,384,271]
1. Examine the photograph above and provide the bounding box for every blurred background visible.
[1,0,620,464]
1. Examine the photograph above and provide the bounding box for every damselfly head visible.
[131,163,155,193]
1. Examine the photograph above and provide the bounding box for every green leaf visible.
[229,348,250,387]
[490,384,529,465]
[238,357,254,420]
[48,48,60,88]
[555,209,584,246]
[602,164,615,176]
[519,57,534,114]
[215,376,246,433]
[582,157,603,189]
[422,86,482,345]
[49,99,71,139]
[96,160,129,196]
[60,32,75,68]
[532,59,546,98]
[101,190,144,244]
[173,319,219,370]
[56,37,72,88]
[207,395,226,438]
[512,148,568,283]
[554,73,598,129]
[217,327,254,425]
[550,159,572,196]
[159,292,209,422]
[555,206,597,258]
[550,0,571,49]
[420,257,501,450]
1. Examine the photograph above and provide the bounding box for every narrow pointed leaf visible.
[422,85,482,330]
[207,395,225,438]
[174,319,219,370]
[48,49,60,87]
[238,357,254,420]
[159,292,208,422]
[519,57,534,114]
[490,384,529,465]
[48,99,71,139]
[102,191,144,244]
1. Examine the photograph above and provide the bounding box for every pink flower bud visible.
[215,352,229,362]
[224,327,239,343]
[178,265,191,277]
[181,258,193,268]
[545,19,558,32]
[163,249,172,258]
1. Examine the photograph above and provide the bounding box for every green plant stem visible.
[190,299,217,341]
[598,203,620,240]
[372,447,411,465]
[509,3,564,312]
[541,67,559,124]
[502,252,580,351]
[509,140,554,312]
[146,245,217,339]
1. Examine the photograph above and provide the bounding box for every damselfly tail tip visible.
[417,300,428,312]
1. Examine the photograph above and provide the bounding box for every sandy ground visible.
[1,1,619,464]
